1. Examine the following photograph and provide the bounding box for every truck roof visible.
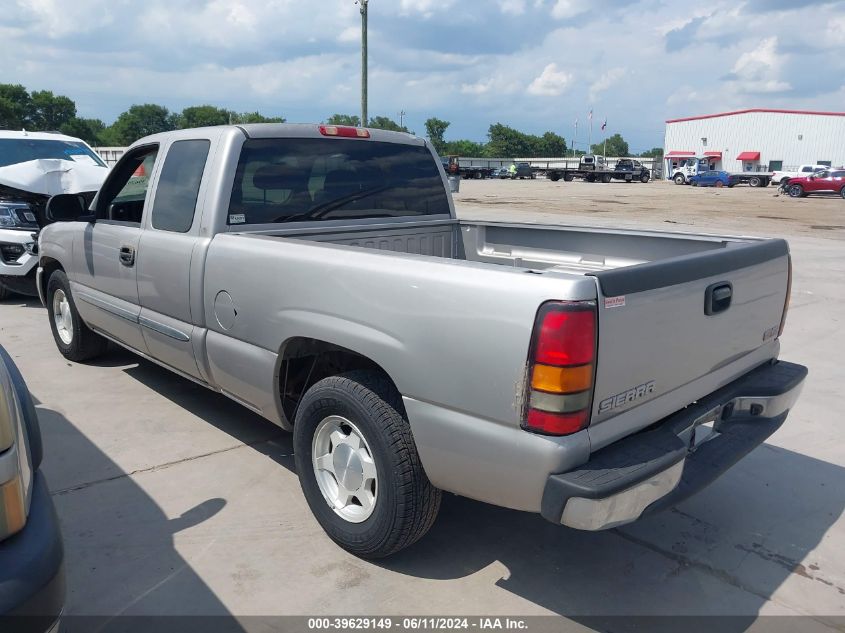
[130,123,426,148]
[0,130,87,143]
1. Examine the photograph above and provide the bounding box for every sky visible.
[2,0,844,153]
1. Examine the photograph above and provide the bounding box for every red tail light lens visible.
[535,307,595,366]
[523,301,597,436]
[319,125,370,138]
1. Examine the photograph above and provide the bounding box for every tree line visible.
[0,84,664,158]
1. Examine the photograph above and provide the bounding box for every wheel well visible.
[278,338,401,424]
[39,257,64,298]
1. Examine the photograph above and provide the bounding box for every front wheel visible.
[46,270,108,362]
[715,180,724,188]
[673,174,686,185]
[294,371,441,558]
[788,184,805,198]
[640,172,650,183]
[0,283,11,301]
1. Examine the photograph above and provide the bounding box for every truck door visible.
[136,138,214,381]
[71,145,160,353]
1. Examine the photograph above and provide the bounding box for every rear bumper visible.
[0,472,65,631]
[540,360,807,530]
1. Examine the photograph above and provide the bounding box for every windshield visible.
[228,138,450,225]
[0,138,106,168]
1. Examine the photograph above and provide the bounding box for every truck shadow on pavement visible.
[52,353,844,632]
[378,442,845,630]
[34,398,253,632]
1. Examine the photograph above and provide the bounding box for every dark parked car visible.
[514,162,534,179]
[0,345,64,632]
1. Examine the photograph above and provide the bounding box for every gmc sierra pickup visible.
[36,124,806,558]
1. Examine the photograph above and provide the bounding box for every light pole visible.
[398,110,406,129]
[359,0,369,127]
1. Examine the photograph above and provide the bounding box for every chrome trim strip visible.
[76,292,139,323]
[138,315,191,342]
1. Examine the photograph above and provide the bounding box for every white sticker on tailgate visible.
[229,213,246,224]
[604,295,626,309]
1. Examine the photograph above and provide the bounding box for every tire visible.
[691,180,698,187]
[749,176,762,187]
[640,172,650,183]
[293,370,441,558]
[601,174,612,183]
[549,173,561,182]
[563,173,574,182]
[762,178,770,187]
[673,174,686,185]
[788,184,804,198]
[715,181,724,188]
[586,175,595,183]
[840,186,845,199]
[46,270,108,362]
[0,283,11,301]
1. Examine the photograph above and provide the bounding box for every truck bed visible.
[231,218,788,452]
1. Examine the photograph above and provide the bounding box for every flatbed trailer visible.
[546,167,651,183]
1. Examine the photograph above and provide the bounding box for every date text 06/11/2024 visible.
[307,617,529,630]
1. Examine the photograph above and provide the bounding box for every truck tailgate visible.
[587,239,790,446]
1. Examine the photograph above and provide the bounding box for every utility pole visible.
[359,0,369,127]
[398,110,406,129]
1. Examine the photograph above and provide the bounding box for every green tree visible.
[59,117,106,145]
[442,139,486,157]
[107,104,175,145]
[536,131,567,156]
[326,113,361,126]
[233,111,285,124]
[176,105,231,129]
[0,84,31,129]
[591,133,629,157]
[367,116,409,133]
[639,147,663,158]
[424,117,450,154]
[486,123,534,157]
[29,90,77,130]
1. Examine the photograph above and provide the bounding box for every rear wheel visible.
[673,174,686,185]
[601,173,612,183]
[788,184,805,198]
[46,270,108,362]
[840,186,845,199]
[549,173,561,182]
[294,371,441,558]
[0,283,11,301]
[563,173,574,182]
[640,172,650,183]
[749,176,762,187]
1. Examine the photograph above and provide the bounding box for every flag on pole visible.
[601,118,607,131]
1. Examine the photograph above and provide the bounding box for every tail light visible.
[778,255,792,337]
[319,125,370,138]
[523,301,597,436]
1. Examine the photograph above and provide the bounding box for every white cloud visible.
[498,0,527,15]
[337,26,359,43]
[550,0,589,20]
[589,67,626,101]
[729,36,791,93]
[399,0,456,18]
[527,63,572,96]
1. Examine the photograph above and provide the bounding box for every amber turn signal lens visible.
[0,475,26,538]
[531,363,593,394]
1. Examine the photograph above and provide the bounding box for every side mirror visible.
[45,194,90,223]
[809,176,815,181]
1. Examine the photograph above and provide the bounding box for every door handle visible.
[119,245,135,267]
[704,282,732,315]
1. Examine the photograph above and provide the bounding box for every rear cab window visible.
[151,140,210,233]
[228,138,450,225]
[0,138,106,168]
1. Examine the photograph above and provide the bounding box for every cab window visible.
[151,140,210,233]
[96,146,159,224]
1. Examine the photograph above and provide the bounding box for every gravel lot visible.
[0,178,842,627]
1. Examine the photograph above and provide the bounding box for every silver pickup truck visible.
[36,124,807,558]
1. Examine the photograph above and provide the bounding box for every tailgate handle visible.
[705,282,732,315]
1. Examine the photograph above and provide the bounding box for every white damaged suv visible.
[0,130,108,299]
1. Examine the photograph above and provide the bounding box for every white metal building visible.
[663,108,845,178]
